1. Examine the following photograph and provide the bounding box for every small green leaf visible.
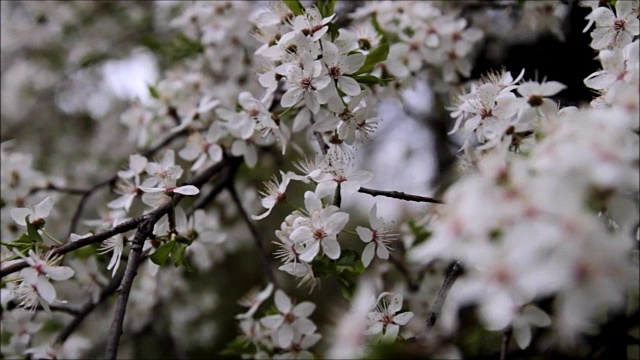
[148,85,160,99]
[352,41,390,76]
[149,241,175,266]
[171,242,194,271]
[283,0,305,16]
[25,216,43,243]
[220,336,253,356]
[318,0,336,18]
[1,233,36,256]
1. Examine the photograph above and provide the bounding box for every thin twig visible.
[55,266,128,345]
[4,301,81,316]
[105,222,152,360]
[358,186,443,204]
[226,182,279,289]
[424,261,463,332]
[67,129,188,237]
[309,118,329,155]
[388,254,419,292]
[1,158,234,279]
[28,184,90,197]
[500,326,513,360]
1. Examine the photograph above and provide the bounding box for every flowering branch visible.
[55,265,127,345]
[500,326,513,360]
[358,187,443,204]
[1,157,233,279]
[226,182,279,289]
[105,221,153,360]
[424,261,462,332]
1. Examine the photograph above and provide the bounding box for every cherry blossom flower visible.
[290,191,349,262]
[14,250,74,312]
[320,41,365,97]
[98,233,125,277]
[139,150,199,196]
[260,290,317,349]
[590,0,639,50]
[236,283,274,319]
[10,197,53,228]
[178,123,225,171]
[365,292,414,343]
[252,171,290,220]
[314,162,373,200]
[280,52,331,114]
[357,204,397,268]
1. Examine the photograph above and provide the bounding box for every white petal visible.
[342,53,366,74]
[356,227,373,242]
[389,294,403,313]
[275,289,292,313]
[294,302,316,318]
[303,191,322,213]
[10,208,30,226]
[361,242,375,267]
[34,197,54,219]
[294,317,317,335]
[322,238,341,259]
[513,325,532,349]
[393,311,414,325]
[281,87,303,107]
[365,321,384,335]
[337,76,361,96]
[382,324,399,342]
[173,185,199,195]
[376,244,389,260]
[299,241,320,263]
[138,186,165,193]
[261,314,284,329]
[21,267,39,284]
[325,212,349,234]
[278,324,294,348]
[46,266,74,281]
[36,277,56,303]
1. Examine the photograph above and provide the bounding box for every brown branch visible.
[28,184,90,197]
[54,265,128,345]
[1,157,235,279]
[424,261,462,332]
[105,221,153,360]
[309,118,329,155]
[226,182,279,289]
[500,326,513,360]
[358,186,443,204]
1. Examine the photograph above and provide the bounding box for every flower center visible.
[313,228,327,241]
[613,19,625,32]
[328,66,341,79]
[300,77,313,91]
[527,95,543,107]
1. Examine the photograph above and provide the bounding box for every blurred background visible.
[1,1,606,358]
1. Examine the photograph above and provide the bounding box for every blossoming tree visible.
[1,1,638,359]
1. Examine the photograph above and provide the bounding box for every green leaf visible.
[283,0,305,16]
[78,52,110,68]
[220,336,253,356]
[25,216,43,243]
[1,233,36,256]
[318,0,336,18]
[407,219,431,246]
[351,75,395,85]
[148,85,160,99]
[171,242,194,271]
[149,241,175,266]
[352,41,389,76]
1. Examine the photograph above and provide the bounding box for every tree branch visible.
[500,326,513,360]
[226,182,279,289]
[424,261,462,332]
[54,265,128,345]
[358,186,443,204]
[1,157,235,279]
[105,221,153,360]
